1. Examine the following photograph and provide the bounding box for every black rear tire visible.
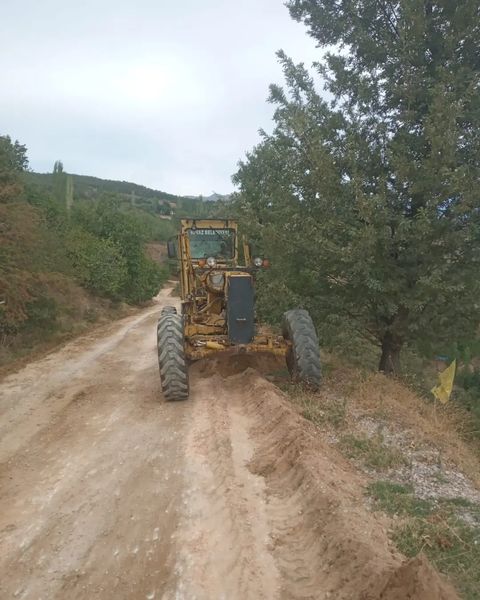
[282,309,321,390]
[157,311,189,401]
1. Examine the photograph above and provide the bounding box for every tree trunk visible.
[378,331,403,375]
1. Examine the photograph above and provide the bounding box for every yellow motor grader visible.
[157,218,321,400]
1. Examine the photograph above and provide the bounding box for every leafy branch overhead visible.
[234,0,480,373]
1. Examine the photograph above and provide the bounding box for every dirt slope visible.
[0,287,458,599]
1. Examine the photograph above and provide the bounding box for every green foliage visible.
[367,480,480,598]
[53,160,63,174]
[234,1,480,373]
[70,198,168,303]
[0,135,28,174]
[367,480,434,518]
[24,181,69,230]
[368,480,480,599]
[453,369,480,439]
[340,433,408,470]
[125,207,176,241]
[367,479,480,599]
[456,369,480,394]
[66,229,128,298]
[395,517,480,600]
[0,197,72,332]
[0,135,28,204]
[124,252,168,304]
[23,171,187,207]
[1,135,169,363]
[24,295,58,333]
[285,383,348,428]
[253,270,301,325]
[174,196,232,219]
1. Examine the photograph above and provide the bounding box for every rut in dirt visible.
[0,292,458,600]
[0,289,189,600]
[166,357,458,600]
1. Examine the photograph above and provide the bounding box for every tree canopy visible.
[234,0,480,373]
[1,136,168,356]
[0,136,28,174]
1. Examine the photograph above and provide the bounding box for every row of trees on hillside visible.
[1,135,168,347]
[235,0,480,373]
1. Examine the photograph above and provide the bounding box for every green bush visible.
[70,199,168,302]
[457,368,480,393]
[126,208,176,241]
[23,296,58,333]
[454,369,480,439]
[66,229,128,298]
[122,252,168,304]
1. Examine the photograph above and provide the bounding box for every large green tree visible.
[0,135,28,203]
[0,135,28,174]
[234,1,480,373]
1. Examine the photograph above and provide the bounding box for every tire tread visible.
[282,308,321,389]
[157,311,189,401]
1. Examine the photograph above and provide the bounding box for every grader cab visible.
[157,218,321,400]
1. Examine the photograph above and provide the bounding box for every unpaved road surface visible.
[0,287,458,599]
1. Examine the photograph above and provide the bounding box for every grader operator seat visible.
[157,218,321,401]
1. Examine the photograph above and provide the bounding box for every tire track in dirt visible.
[0,287,189,600]
[169,357,458,600]
[0,294,459,599]
[165,372,280,599]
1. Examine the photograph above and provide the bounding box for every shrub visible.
[66,229,128,298]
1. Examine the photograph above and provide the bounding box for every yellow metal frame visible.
[173,218,289,360]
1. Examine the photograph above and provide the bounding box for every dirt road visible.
[0,287,458,599]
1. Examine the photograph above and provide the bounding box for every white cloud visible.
[0,0,320,195]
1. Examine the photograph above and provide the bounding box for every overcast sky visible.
[1,0,319,196]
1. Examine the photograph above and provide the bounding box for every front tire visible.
[157,311,189,401]
[282,309,321,390]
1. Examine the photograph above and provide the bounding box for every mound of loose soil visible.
[208,361,459,599]
[193,352,284,378]
[379,554,456,600]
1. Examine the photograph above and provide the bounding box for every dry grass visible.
[322,356,480,488]
[280,382,348,430]
[0,276,132,374]
[367,481,480,600]
[281,355,480,600]
[339,432,408,471]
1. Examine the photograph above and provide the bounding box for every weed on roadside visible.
[367,480,433,517]
[367,480,480,599]
[282,383,348,429]
[340,433,408,471]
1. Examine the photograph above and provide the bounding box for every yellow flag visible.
[431,359,456,404]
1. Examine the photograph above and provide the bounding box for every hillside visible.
[24,171,187,201]
[0,137,172,367]
[1,135,236,368]
[23,171,187,215]
[24,172,232,216]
